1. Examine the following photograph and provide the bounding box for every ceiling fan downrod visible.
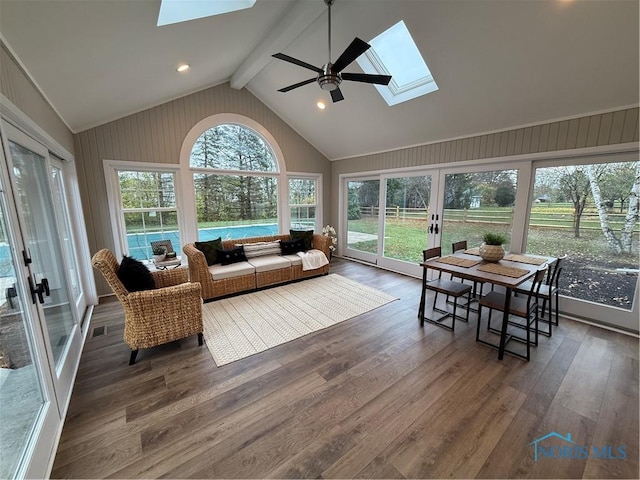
[320,0,340,91]
[326,0,334,64]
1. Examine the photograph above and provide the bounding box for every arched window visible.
[186,118,285,240]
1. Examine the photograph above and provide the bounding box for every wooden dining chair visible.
[419,247,472,331]
[514,254,567,336]
[476,266,548,361]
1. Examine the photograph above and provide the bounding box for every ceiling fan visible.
[272,0,392,103]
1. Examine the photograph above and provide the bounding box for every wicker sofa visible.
[183,233,331,301]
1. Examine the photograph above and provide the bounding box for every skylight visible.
[157,0,257,27]
[356,20,438,106]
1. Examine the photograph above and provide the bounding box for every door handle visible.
[41,278,50,297]
[27,275,48,304]
[429,224,434,233]
[434,224,439,234]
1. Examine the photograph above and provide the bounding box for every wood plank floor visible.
[51,258,639,479]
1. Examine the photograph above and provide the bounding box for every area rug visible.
[202,274,398,366]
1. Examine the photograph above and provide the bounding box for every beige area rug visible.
[202,274,398,366]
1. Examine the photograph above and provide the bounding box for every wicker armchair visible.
[92,249,203,365]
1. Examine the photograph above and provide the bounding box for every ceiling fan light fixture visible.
[318,76,341,91]
[317,101,326,110]
[318,64,341,91]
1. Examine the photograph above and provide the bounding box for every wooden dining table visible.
[420,251,556,360]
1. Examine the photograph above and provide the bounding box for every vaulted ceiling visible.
[0,0,638,160]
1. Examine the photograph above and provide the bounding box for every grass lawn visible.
[347,216,639,268]
[346,214,638,309]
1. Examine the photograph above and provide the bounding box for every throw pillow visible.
[195,237,222,266]
[217,246,247,265]
[280,238,305,255]
[240,241,281,258]
[290,229,314,251]
[117,256,155,292]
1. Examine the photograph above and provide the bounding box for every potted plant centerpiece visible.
[152,245,166,263]
[479,232,507,262]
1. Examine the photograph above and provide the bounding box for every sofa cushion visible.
[208,261,255,281]
[247,255,291,273]
[290,229,314,251]
[218,246,247,265]
[195,237,222,265]
[240,240,281,259]
[281,254,302,266]
[280,238,305,255]
[117,255,155,292]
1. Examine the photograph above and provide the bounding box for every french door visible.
[0,121,83,478]
[343,172,440,277]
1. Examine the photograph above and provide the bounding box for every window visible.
[289,176,320,231]
[526,160,639,311]
[104,165,181,261]
[190,123,281,240]
[157,0,256,26]
[356,20,438,106]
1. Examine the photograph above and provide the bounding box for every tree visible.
[444,174,473,209]
[190,124,278,224]
[557,167,594,238]
[348,184,361,220]
[587,162,639,254]
[599,162,638,213]
[494,181,516,207]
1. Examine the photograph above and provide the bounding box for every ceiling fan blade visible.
[278,78,317,93]
[330,87,344,103]
[272,53,322,73]
[341,72,392,86]
[332,37,371,73]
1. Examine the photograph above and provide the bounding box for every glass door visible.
[2,122,82,411]
[0,132,59,479]
[379,174,436,277]
[344,178,380,263]
[50,157,85,317]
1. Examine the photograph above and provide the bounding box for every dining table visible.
[420,250,556,360]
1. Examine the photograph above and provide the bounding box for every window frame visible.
[179,114,288,243]
[356,20,438,106]
[103,160,184,260]
[288,172,323,232]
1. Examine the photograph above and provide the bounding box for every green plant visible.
[482,232,507,245]
[152,245,167,256]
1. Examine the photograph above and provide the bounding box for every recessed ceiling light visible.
[177,64,190,72]
[317,101,326,110]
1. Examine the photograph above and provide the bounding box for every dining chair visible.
[419,247,472,331]
[514,254,567,336]
[476,266,548,361]
[451,240,486,300]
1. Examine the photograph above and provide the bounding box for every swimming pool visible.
[126,223,280,260]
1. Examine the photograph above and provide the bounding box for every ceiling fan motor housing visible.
[318,64,341,91]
